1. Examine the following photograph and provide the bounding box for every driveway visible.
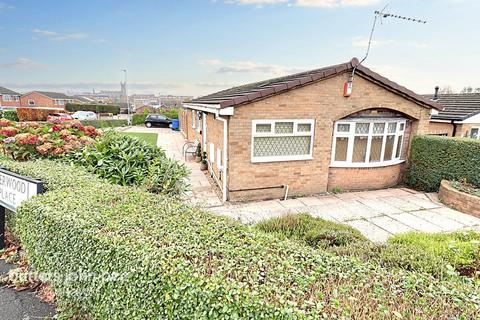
[121,126,480,242]
[210,188,480,242]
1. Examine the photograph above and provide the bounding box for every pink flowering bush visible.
[0,118,101,161]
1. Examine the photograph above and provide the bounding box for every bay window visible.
[251,119,314,163]
[331,119,406,167]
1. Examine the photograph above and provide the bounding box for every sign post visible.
[0,168,43,250]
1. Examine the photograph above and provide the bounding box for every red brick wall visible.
[0,94,21,108]
[439,180,480,217]
[226,72,433,201]
[20,92,59,109]
[426,121,454,136]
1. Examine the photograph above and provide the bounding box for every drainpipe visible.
[451,120,458,137]
[216,113,228,203]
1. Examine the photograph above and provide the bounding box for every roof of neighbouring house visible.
[190,58,442,110]
[27,91,73,99]
[424,93,480,121]
[0,86,20,95]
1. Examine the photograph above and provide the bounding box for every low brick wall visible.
[438,180,480,217]
[327,163,405,192]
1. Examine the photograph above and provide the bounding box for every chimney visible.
[433,86,439,100]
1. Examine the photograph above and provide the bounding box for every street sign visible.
[0,168,43,249]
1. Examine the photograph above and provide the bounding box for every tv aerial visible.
[344,4,427,96]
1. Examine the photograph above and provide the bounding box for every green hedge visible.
[1,158,479,318]
[405,136,480,191]
[81,119,128,128]
[132,113,148,125]
[0,109,19,121]
[66,103,120,115]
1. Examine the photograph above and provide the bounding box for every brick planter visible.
[438,180,480,217]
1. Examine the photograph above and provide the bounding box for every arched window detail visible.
[331,118,406,167]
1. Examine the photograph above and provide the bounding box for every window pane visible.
[298,123,312,132]
[399,123,405,131]
[355,123,370,134]
[470,128,479,139]
[256,124,271,133]
[395,135,403,158]
[275,122,294,134]
[337,123,350,133]
[352,136,368,162]
[369,136,384,162]
[388,122,397,133]
[372,123,385,134]
[384,135,395,160]
[335,137,348,161]
[253,136,311,157]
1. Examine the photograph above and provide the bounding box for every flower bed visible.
[0,119,100,160]
[439,180,480,217]
[2,158,479,319]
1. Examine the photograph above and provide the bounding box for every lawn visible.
[120,132,158,147]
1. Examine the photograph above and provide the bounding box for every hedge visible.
[0,109,19,121]
[405,136,480,191]
[132,113,148,125]
[66,103,120,115]
[16,107,61,121]
[81,119,127,128]
[1,158,479,318]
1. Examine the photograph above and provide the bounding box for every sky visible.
[0,0,479,97]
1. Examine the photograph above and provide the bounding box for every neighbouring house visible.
[181,58,443,202]
[425,88,480,139]
[0,86,21,108]
[20,91,74,109]
[130,94,159,109]
[135,105,157,114]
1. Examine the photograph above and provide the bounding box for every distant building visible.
[20,91,74,109]
[130,94,159,109]
[158,95,192,108]
[0,86,21,108]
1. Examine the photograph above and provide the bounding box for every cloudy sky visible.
[0,0,478,96]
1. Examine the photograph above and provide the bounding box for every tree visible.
[438,86,454,94]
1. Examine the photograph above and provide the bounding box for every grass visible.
[120,132,158,147]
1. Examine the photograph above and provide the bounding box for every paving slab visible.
[402,195,442,210]
[345,219,391,243]
[409,210,465,231]
[380,196,423,212]
[388,212,443,232]
[279,198,306,209]
[430,207,480,227]
[369,215,413,235]
[357,198,403,215]
[297,196,325,206]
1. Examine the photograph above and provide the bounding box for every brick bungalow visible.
[181,58,443,202]
[425,88,480,139]
[20,91,74,109]
[0,86,21,108]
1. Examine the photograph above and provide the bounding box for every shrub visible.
[66,131,188,196]
[2,158,479,319]
[389,231,480,276]
[161,108,179,119]
[255,213,368,248]
[0,119,99,160]
[451,180,480,197]
[81,119,127,128]
[406,136,480,191]
[132,113,148,125]
[16,107,62,121]
[66,103,120,115]
[1,109,19,122]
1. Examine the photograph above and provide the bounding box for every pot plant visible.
[195,144,202,162]
[200,151,208,170]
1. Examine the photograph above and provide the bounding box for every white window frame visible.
[251,119,315,163]
[331,118,406,168]
[28,99,35,106]
[470,127,480,139]
[3,95,12,102]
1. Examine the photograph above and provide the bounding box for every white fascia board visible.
[459,113,480,124]
[429,119,453,123]
[183,103,221,114]
[219,107,234,116]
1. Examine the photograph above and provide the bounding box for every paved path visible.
[210,188,480,242]
[121,126,480,242]
[0,260,55,320]
[121,126,222,207]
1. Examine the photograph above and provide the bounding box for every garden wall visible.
[405,136,480,191]
[438,180,480,217]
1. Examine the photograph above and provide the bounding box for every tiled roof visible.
[425,93,480,121]
[34,91,73,99]
[0,86,20,95]
[190,58,442,110]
